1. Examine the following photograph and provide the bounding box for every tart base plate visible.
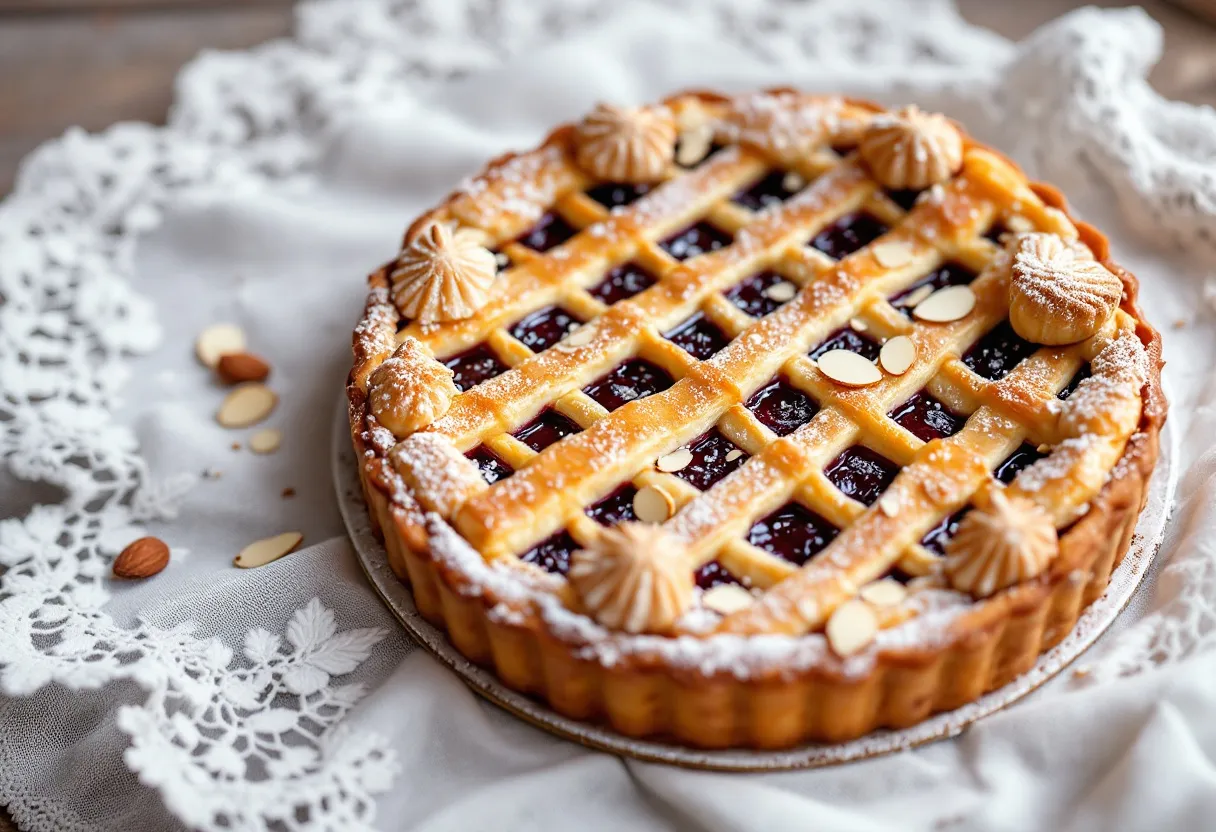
[333,395,1176,771]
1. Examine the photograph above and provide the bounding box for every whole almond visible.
[113,537,170,579]
[216,352,271,385]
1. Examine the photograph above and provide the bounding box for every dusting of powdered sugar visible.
[1014,433,1101,494]
[422,508,975,680]
[353,284,397,356]
[716,92,849,157]
[1048,333,1148,432]
[453,144,568,226]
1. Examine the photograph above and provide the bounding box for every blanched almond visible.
[912,286,975,323]
[195,324,246,368]
[826,599,878,657]
[872,240,913,268]
[763,281,797,303]
[702,583,755,615]
[676,124,713,167]
[656,448,694,473]
[879,335,917,375]
[816,349,882,387]
[859,579,907,607]
[633,485,674,524]
[234,532,303,569]
[249,428,282,454]
[217,384,277,428]
[898,284,934,308]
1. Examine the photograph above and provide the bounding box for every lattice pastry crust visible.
[347,90,1166,748]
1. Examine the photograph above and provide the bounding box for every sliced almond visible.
[249,428,282,454]
[234,531,303,569]
[562,325,595,348]
[702,583,755,615]
[1006,215,1035,233]
[763,281,797,303]
[871,240,913,268]
[195,323,246,368]
[825,599,878,657]
[724,448,744,462]
[912,285,976,323]
[782,171,806,192]
[633,485,674,524]
[859,579,908,608]
[877,493,900,518]
[816,349,882,387]
[898,284,934,308]
[656,448,694,473]
[879,335,917,375]
[849,317,869,332]
[217,383,277,428]
[676,124,713,167]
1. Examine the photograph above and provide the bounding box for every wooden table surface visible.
[0,1,1213,829]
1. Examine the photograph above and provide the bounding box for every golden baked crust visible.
[346,89,1166,748]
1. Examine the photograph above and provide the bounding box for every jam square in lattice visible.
[809,327,881,361]
[674,430,748,491]
[746,378,819,436]
[726,271,794,319]
[748,503,840,567]
[517,212,578,252]
[588,262,656,305]
[825,446,899,506]
[660,222,732,261]
[733,170,803,212]
[809,212,888,259]
[509,305,582,352]
[467,447,513,485]
[583,359,674,411]
[664,313,732,360]
[513,409,581,452]
[585,485,638,525]
[585,183,651,209]
[520,531,578,574]
[444,344,508,392]
[890,391,966,442]
[964,322,1039,381]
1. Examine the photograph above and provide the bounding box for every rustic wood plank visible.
[958,0,1216,108]
[0,0,289,11]
[0,5,293,193]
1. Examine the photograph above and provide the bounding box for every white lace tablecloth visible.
[3,1,1216,830]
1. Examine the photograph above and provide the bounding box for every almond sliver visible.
[816,349,882,387]
[913,286,975,323]
[234,532,303,569]
[196,323,246,368]
[217,384,277,428]
[879,335,917,375]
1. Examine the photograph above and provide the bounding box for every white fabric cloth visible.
[2,1,1216,830]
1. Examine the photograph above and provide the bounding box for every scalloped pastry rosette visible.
[346,92,1165,749]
